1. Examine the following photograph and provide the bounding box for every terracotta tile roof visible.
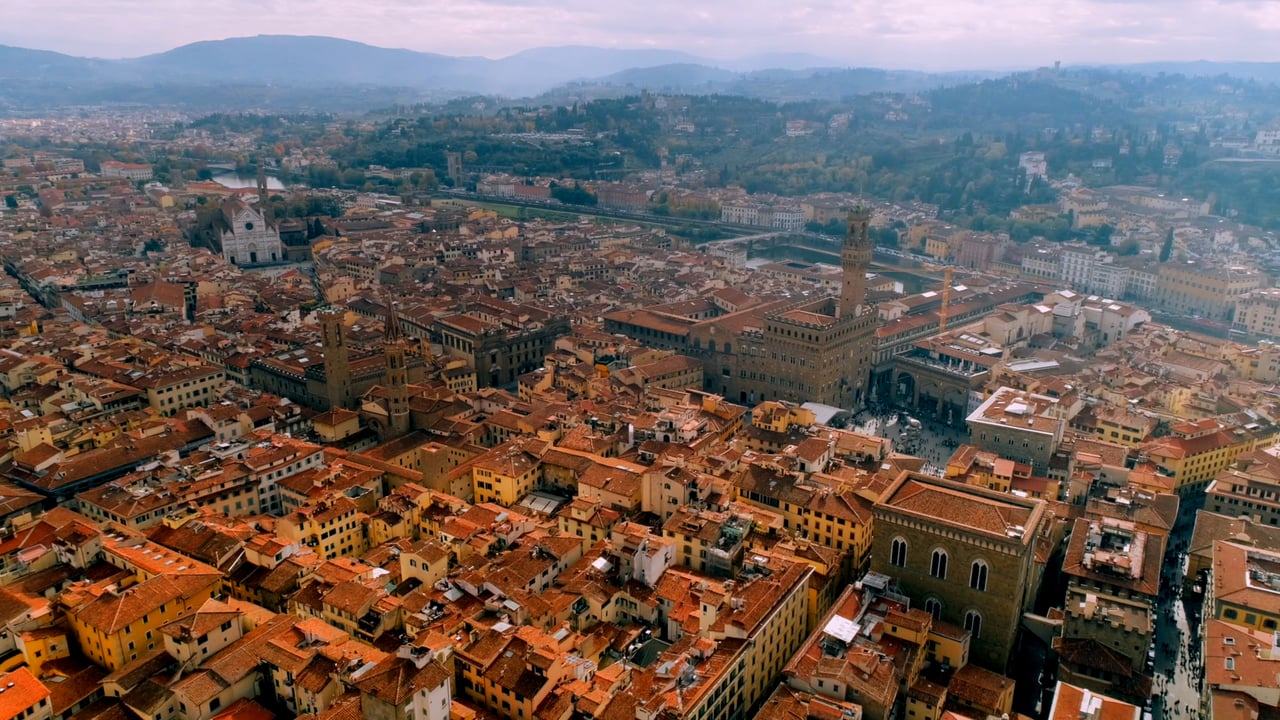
[13,421,214,493]
[0,666,49,716]
[354,656,450,706]
[1188,510,1280,571]
[101,648,175,691]
[42,658,108,715]
[122,676,176,716]
[0,480,44,518]
[946,663,1012,714]
[210,698,275,720]
[1084,487,1179,535]
[172,669,227,705]
[0,585,46,630]
[294,656,338,693]
[1046,680,1140,720]
[877,472,1042,541]
[66,698,132,720]
[756,685,865,720]
[322,580,380,617]
[1211,540,1280,612]
[72,573,220,634]
[1051,637,1136,678]
[1141,428,1238,461]
[1208,690,1260,720]
[160,598,242,640]
[577,460,643,499]
[296,690,362,720]
[147,521,248,571]
[177,615,300,703]
[1061,517,1163,596]
[1204,619,1280,695]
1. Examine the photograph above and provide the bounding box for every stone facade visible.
[738,210,877,409]
[966,387,1065,475]
[604,209,877,411]
[220,199,285,266]
[871,471,1048,673]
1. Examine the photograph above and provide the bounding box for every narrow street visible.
[1148,510,1204,720]
[853,406,1210,720]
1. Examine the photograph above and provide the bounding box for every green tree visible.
[3,194,16,209]
[1159,228,1174,262]
[409,170,438,189]
[549,181,597,206]
[873,226,900,248]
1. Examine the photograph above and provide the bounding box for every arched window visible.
[964,610,982,639]
[924,598,942,620]
[890,537,908,568]
[930,549,948,580]
[970,560,989,591]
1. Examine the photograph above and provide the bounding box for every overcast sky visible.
[4,0,1279,69]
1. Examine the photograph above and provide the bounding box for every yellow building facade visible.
[66,573,220,671]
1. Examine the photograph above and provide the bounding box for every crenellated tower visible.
[840,208,873,318]
[320,308,351,410]
[381,293,411,439]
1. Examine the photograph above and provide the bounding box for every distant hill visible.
[126,35,483,88]
[720,67,999,100]
[0,36,732,99]
[4,35,1280,111]
[490,46,707,89]
[0,44,126,82]
[1093,60,1280,85]
[722,52,841,72]
[542,65,1001,103]
[0,34,950,105]
[594,63,740,91]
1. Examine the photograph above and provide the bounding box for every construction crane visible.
[939,266,954,333]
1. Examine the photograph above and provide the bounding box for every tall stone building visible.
[218,198,284,266]
[1053,515,1163,703]
[604,209,878,410]
[376,295,412,440]
[871,471,1049,672]
[433,297,570,389]
[839,209,873,318]
[740,207,880,409]
[249,303,435,412]
[320,308,352,410]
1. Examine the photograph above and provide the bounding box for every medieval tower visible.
[320,308,352,410]
[840,208,873,317]
[722,208,879,411]
[380,294,412,440]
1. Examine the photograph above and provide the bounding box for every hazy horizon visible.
[5,0,1280,71]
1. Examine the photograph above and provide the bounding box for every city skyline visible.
[5,0,1280,70]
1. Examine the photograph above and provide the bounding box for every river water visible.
[212,173,286,190]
